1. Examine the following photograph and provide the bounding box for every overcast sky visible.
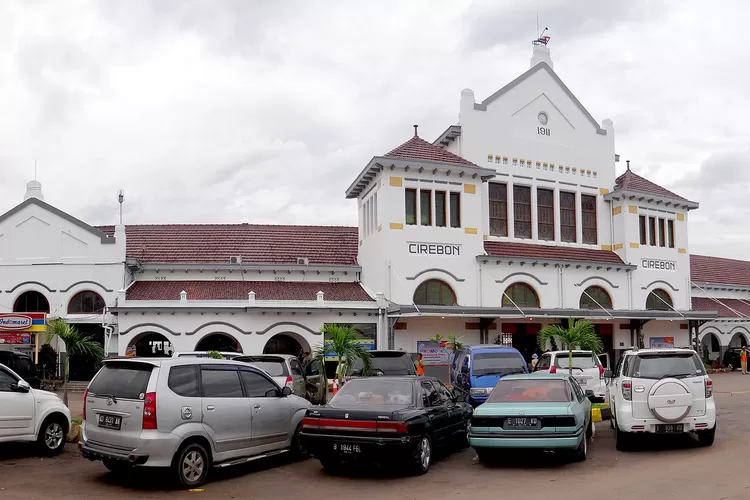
[1,0,748,260]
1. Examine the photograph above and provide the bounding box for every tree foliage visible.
[315,324,372,383]
[46,318,104,407]
[537,319,603,375]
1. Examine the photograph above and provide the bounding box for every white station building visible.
[1,40,748,378]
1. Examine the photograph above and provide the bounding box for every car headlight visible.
[470,387,492,397]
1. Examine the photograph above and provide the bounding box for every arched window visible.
[68,291,106,314]
[646,289,672,311]
[413,279,457,306]
[13,291,50,313]
[502,283,539,308]
[579,286,612,309]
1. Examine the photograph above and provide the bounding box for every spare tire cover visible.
[648,379,692,423]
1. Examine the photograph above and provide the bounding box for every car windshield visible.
[89,362,153,400]
[241,358,289,377]
[471,352,526,377]
[631,353,705,379]
[331,379,414,405]
[487,379,571,403]
[554,352,599,370]
[350,353,414,375]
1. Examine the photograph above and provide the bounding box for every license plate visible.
[97,414,122,430]
[333,443,361,454]
[656,424,684,433]
[505,417,539,429]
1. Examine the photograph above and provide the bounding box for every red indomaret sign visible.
[0,313,46,345]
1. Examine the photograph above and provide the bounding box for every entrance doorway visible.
[67,323,104,381]
[502,323,541,362]
[129,332,173,357]
[263,333,310,356]
[195,333,242,353]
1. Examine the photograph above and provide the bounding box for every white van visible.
[533,350,606,402]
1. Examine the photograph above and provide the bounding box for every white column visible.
[507,179,515,239]
[575,191,583,244]
[553,189,561,243]
[531,186,538,241]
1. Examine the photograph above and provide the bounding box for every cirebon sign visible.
[641,258,676,272]
[407,242,461,258]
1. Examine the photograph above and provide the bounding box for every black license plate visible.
[656,424,684,433]
[333,443,361,454]
[505,417,540,429]
[97,414,122,430]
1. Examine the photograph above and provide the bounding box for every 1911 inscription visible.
[537,127,550,136]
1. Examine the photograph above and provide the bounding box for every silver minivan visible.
[79,358,310,488]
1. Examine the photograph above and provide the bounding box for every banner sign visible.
[649,337,674,349]
[0,333,31,345]
[0,313,46,333]
[324,339,375,361]
[417,341,453,366]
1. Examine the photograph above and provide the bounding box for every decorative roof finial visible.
[413,124,418,137]
[626,160,630,171]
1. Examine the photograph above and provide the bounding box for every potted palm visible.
[46,318,104,407]
[314,324,373,387]
[537,319,603,375]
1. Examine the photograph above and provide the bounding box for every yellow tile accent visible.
[614,243,623,250]
[629,242,639,248]
[464,184,476,194]
[612,206,622,216]
[359,240,362,246]
[483,234,488,240]
[601,244,612,251]
[628,205,638,214]
[377,224,382,232]
[389,222,404,230]
[676,212,685,221]
[678,248,687,254]
[464,227,478,234]
[389,176,403,187]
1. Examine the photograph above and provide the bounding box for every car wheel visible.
[289,424,307,460]
[615,422,632,452]
[727,364,734,371]
[173,442,210,489]
[586,420,594,441]
[411,435,432,475]
[37,417,67,456]
[103,459,133,473]
[698,426,716,447]
[574,434,587,462]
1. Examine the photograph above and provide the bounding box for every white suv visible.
[0,363,71,455]
[533,350,606,402]
[606,347,715,450]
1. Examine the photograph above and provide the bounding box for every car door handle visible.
[253,404,261,410]
[206,405,215,411]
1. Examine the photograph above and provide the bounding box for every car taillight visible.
[599,365,605,378]
[83,389,88,420]
[705,378,713,398]
[143,392,157,430]
[622,380,632,401]
[300,417,407,434]
[285,376,293,388]
[549,365,556,374]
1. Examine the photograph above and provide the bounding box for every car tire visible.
[574,434,588,462]
[37,417,67,456]
[103,459,133,473]
[698,426,716,447]
[615,423,632,452]
[586,420,594,441]
[289,424,307,460]
[411,435,432,475]
[475,448,493,463]
[172,442,211,489]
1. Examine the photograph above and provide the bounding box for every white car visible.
[606,347,716,450]
[533,350,606,402]
[0,362,71,455]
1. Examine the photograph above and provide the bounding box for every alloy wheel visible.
[182,450,205,484]
[44,423,64,450]
[419,436,431,470]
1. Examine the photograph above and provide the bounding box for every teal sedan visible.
[468,373,593,462]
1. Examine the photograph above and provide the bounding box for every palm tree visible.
[46,318,104,407]
[537,319,603,375]
[314,324,372,385]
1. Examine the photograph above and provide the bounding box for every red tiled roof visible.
[691,297,750,318]
[126,281,374,302]
[690,254,750,287]
[614,169,688,201]
[385,135,478,167]
[484,241,625,265]
[96,224,359,265]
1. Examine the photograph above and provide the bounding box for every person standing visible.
[741,347,747,375]
[530,353,539,370]
[415,353,425,376]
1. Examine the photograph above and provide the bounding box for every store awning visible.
[386,304,717,321]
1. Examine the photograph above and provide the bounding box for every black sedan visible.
[299,376,472,475]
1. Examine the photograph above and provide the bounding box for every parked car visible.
[345,350,416,380]
[172,351,242,359]
[79,357,311,488]
[299,376,472,475]
[0,362,71,455]
[606,347,716,450]
[0,350,40,389]
[450,345,528,407]
[235,354,326,405]
[469,373,593,461]
[722,347,745,371]
[533,350,606,402]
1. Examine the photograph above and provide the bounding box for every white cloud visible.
[0,0,748,259]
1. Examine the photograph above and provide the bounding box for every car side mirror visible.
[603,370,613,379]
[280,386,293,397]
[11,380,30,393]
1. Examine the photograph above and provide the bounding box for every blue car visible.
[450,345,528,407]
[468,373,594,462]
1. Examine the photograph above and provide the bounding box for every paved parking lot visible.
[2,373,750,500]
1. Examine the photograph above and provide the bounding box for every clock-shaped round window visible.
[538,111,549,125]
